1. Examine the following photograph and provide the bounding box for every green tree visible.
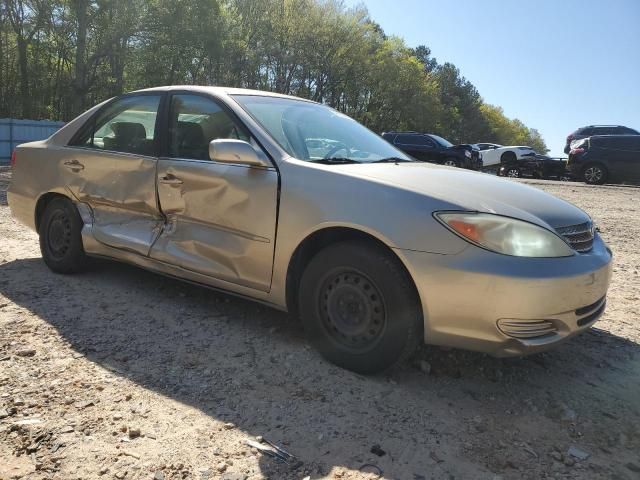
[0,0,547,154]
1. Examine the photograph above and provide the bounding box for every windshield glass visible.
[232,95,411,163]
[429,134,453,148]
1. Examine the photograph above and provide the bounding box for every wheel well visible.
[501,151,516,162]
[285,227,420,317]
[34,192,69,233]
[583,161,607,172]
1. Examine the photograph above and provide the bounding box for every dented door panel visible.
[151,159,278,291]
[63,148,162,256]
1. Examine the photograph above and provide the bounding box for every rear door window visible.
[395,134,434,147]
[74,95,162,156]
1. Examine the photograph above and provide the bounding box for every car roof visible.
[382,131,422,134]
[581,125,630,129]
[590,134,639,138]
[130,85,317,103]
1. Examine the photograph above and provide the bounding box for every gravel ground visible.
[1,168,639,480]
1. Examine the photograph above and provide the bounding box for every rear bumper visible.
[7,190,37,231]
[396,234,613,356]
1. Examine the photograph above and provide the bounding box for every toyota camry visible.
[8,86,612,373]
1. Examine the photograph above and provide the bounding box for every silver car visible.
[8,86,612,373]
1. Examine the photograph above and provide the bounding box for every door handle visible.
[159,174,183,186]
[63,160,84,171]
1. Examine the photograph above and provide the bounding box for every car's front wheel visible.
[39,197,88,273]
[298,241,422,374]
[583,163,608,185]
[505,166,521,178]
[443,158,460,167]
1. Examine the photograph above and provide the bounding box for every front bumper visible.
[396,233,613,356]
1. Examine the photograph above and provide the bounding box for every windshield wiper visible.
[308,157,361,164]
[372,157,415,163]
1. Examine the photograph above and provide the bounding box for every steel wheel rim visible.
[47,209,72,259]
[443,160,457,167]
[507,169,519,177]
[584,167,603,183]
[319,269,386,352]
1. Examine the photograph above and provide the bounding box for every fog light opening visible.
[497,319,558,339]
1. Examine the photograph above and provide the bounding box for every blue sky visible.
[343,0,640,156]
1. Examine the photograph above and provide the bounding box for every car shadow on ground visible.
[1,257,639,479]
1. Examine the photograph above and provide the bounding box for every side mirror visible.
[208,139,270,167]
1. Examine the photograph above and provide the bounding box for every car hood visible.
[334,162,590,229]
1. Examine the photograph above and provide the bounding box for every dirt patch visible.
[1,171,639,479]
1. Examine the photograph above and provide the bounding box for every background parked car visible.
[564,125,639,154]
[382,131,481,169]
[499,153,569,180]
[476,143,536,169]
[567,135,640,185]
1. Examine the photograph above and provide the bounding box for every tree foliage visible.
[0,0,547,152]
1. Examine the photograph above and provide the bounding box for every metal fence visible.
[0,119,65,164]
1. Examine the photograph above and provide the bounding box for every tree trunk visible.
[17,37,30,117]
[71,0,89,116]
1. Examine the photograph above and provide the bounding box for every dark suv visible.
[567,135,640,184]
[382,132,481,170]
[564,125,639,154]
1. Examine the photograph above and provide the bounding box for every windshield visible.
[429,134,453,148]
[232,95,411,163]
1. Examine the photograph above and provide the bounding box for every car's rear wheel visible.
[298,241,422,374]
[443,158,460,167]
[583,163,607,185]
[39,197,87,273]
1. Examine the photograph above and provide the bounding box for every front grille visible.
[497,319,557,339]
[555,221,594,253]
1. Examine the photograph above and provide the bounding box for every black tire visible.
[298,241,422,374]
[442,158,460,168]
[582,163,608,185]
[39,197,87,273]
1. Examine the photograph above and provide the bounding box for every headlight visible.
[435,212,575,257]
[464,150,472,158]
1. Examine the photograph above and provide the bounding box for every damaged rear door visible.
[64,93,164,256]
[149,93,278,292]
